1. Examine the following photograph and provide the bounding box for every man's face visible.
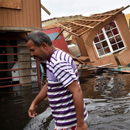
[26,40,47,61]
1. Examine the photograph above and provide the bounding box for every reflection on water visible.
[94,73,126,98]
[85,97,130,130]
[0,70,130,130]
[80,71,130,130]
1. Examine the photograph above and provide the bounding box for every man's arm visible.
[67,81,88,130]
[28,83,48,118]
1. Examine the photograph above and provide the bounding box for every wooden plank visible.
[41,4,51,15]
[19,3,23,26]
[22,0,26,27]
[34,0,38,27]
[76,27,89,35]
[79,28,91,36]
[0,0,22,9]
[26,0,30,26]
[36,0,42,27]
[29,0,34,27]
[69,21,93,29]
[76,36,88,56]
[2,8,8,26]
[78,19,104,22]
[0,9,4,26]
[72,26,84,32]
[92,13,113,17]
[0,0,41,28]
[15,6,20,26]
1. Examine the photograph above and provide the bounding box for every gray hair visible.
[25,31,52,46]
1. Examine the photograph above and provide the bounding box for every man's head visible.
[25,31,52,47]
[26,31,55,61]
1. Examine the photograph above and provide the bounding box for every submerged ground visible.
[0,70,130,130]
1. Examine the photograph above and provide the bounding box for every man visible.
[26,31,88,130]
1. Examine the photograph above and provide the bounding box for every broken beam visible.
[41,4,51,15]
[54,29,64,40]
[57,23,79,37]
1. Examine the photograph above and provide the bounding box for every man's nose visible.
[30,52,34,56]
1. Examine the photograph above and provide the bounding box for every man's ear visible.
[41,42,48,49]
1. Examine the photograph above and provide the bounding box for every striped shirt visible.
[46,49,88,129]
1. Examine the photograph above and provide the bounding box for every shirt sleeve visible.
[53,60,78,88]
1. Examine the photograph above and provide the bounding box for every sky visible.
[41,0,130,21]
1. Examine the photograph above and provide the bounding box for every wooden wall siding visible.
[84,42,97,63]
[81,15,117,64]
[85,41,118,66]
[0,0,22,9]
[91,54,118,66]
[117,49,130,65]
[0,0,41,28]
[77,36,88,56]
[115,13,130,48]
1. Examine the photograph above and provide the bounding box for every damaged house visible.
[0,0,50,88]
[55,6,130,67]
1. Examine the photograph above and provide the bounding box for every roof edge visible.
[0,27,42,32]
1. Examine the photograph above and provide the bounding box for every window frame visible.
[93,21,126,58]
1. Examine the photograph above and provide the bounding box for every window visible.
[93,21,125,58]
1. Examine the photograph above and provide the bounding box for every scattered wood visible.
[87,63,114,70]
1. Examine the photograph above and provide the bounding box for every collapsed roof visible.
[56,5,130,37]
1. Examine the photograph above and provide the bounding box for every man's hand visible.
[28,103,37,118]
[76,121,88,130]
[28,83,48,118]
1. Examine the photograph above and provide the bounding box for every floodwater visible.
[0,70,130,130]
